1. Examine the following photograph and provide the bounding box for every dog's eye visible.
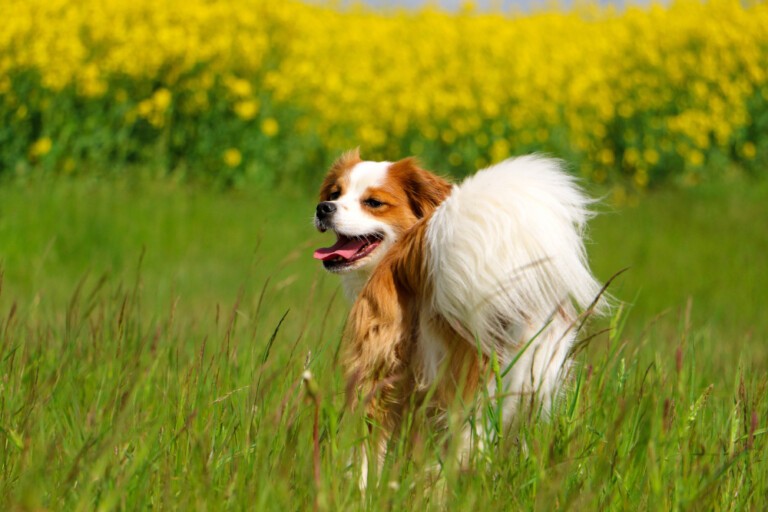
[329,191,341,200]
[364,198,384,208]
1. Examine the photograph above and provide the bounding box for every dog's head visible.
[313,149,452,274]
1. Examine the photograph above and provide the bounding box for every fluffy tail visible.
[425,155,606,364]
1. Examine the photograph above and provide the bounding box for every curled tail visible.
[425,155,606,365]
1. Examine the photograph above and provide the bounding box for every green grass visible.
[589,178,768,369]
[0,176,766,509]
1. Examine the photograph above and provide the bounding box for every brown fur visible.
[323,156,486,454]
[343,215,489,458]
[320,153,453,249]
[318,152,483,460]
[319,148,361,201]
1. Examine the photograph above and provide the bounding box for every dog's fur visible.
[313,149,604,478]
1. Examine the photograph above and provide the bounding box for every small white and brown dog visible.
[313,149,605,478]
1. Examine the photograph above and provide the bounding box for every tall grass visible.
[0,176,766,509]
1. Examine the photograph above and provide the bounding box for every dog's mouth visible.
[313,233,384,270]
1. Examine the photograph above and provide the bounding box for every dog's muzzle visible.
[315,201,336,232]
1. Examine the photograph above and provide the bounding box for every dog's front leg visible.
[346,359,410,489]
[343,265,411,489]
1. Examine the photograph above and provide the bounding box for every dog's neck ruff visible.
[341,269,372,301]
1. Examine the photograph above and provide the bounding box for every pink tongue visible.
[313,237,367,261]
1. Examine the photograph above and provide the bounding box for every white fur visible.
[425,155,604,417]
[326,161,402,299]
[331,160,391,237]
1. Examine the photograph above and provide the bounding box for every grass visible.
[0,174,766,509]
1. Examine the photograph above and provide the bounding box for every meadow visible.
[2,0,768,508]
[2,0,767,191]
[0,173,766,509]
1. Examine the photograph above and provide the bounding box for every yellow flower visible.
[598,148,615,165]
[441,130,457,144]
[688,150,704,166]
[223,148,242,167]
[234,100,259,120]
[153,88,172,111]
[260,117,279,137]
[643,149,660,166]
[29,137,53,158]
[741,142,756,159]
[225,76,252,98]
[490,139,510,163]
[137,99,153,118]
[2,0,767,188]
[79,64,107,98]
[623,148,640,166]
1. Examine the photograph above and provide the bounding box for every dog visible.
[313,149,605,480]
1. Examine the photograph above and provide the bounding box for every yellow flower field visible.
[1,0,766,188]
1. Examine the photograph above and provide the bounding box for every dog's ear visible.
[319,148,362,200]
[389,157,452,218]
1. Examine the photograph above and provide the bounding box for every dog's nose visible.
[316,201,337,219]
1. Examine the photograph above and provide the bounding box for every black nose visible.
[316,201,337,219]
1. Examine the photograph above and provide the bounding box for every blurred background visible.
[1,3,767,508]
[355,0,657,11]
[0,0,766,364]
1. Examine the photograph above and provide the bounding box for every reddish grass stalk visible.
[303,370,322,510]
[313,399,321,493]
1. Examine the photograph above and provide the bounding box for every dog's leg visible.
[343,263,412,489]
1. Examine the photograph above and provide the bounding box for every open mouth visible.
[313,232,384,270]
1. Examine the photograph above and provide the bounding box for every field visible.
[2,0,768,189]
[1,174,766,509]
[2,0,768,508]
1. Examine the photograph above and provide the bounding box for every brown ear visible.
[389,157,452,218]
[319,148,362,200]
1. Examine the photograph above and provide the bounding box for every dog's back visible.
[343,155,605,463]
